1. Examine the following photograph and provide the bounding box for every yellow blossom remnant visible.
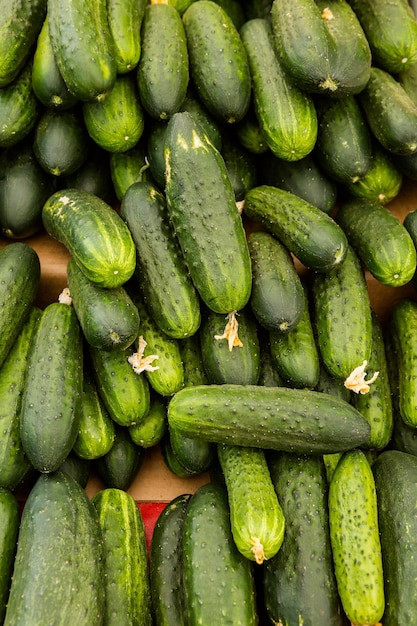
[58,287,72,306]
[128,336,159,374]
[214,311,243,352]
[250,536,266,565]
[344,360,379,395]
[322,7,334,20]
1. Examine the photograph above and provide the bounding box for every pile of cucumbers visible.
[2,0,417,623]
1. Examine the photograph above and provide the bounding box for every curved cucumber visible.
[107,0,146,74]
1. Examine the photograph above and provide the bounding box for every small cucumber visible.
[94,424,144,491]
[0,61,41,148]
[109,142,152,201]
[221,130,257,201]
[107,0,146,74]
[128,394,167,448]
[0,488,20,624]
[328,449,385,625]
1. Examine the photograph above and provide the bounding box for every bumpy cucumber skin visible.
[183,0,251,124]
[164,111,252,314]
[0,488,20,623]
[129,394,167,448]
[182,482,258,625]
[328,449,385,625]
[218,443,285,563]
[4,471,105,626]
[264,453,343,626]
[137,3,189,120]
[0,61,41,148]
[120,181,201,339]
[150,494,191,626]
[240,18,317,162]
[107,0,146,74]
[345,144,403,205]
[310,245,373,380]
[243,185,348,272]
[248,230,305,332]
[167,383,371,454]
[92,488,152,626]
[42,188,136,288]
[373,450,417,626]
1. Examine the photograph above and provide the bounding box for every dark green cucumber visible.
[257,331,284,387]
[248,229,304,332]
[94,424,143,491]
[150,494,191,626]
[373,450,417,626]
[59,452,91,488]
[221,130,257,202]
[235,106,269,154]
[240,17,317,162]
[309,245,373,380]
[146,120,169,189]
[199,306,261,385]
[109,142,152,201]
[20,301,83,473]
[64,144,115,203]
[164,111,252,313]
[137,2,189,120]
[4,471,105,626]
[264,452,343,626]
[358,67,417,156]
[0,307,41,491]
[42,188,136,288]
[182,0,251,124]
[161,434,196,478]
[91,488,152,625]
[270,0,371,97]
[83,73,145,153]
[0,242,41,370]
[181,482,258,625]
[47,0,117,101]
[128,393,167,448]
[120,181,201,339]
[67,256,140,351]
[243,185,348,272]
[0,488,20,624]
[328,449,385,625]
[167,383,372,454]
[337,197,416,287]
[107,0,146,74]
[217,443,285,563]
[180,88,223,152]
[0,61,41,148]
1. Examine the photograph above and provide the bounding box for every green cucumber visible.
[217,443,285,563]
[109,142,152,201]
[83,73,145,153]
[235,106,269,154]
[0,488,20,624]
[91,488,152,625]
[373,450,417,625]
[257,332,283,387]
[120,180,201,339]
[94,424,144,491]
[128,394,167,448]
[243,185,348,272]
[0,61,41,148]
[146,120,169,188]
[309,245,373,380]
[47,0,117,101]
[167,383,372,454]
[164,111,252,313]
[64,144,115,203]
[182,0,251,124]
[67,256,140,351]
[107,0,146,74]
[181,482,258,624]
[137,2,189,120]
[328,449,385,625]
[0,307,41,491]
[4,471,105,626]
[59,452,91,487]
[240,17,317,162]
[264,452,343,626]
[161,434,196,478]
[221,130,257,202]
[0,242,40,369]
[20,301,83,473]
[42,188,136,288]
[337,197,416,287]
[180,88,223,152]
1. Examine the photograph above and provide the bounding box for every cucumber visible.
[240,18,317,162]
[243,185,348,272]
[0,242,41,370]
[217,443,285,563]
[146,120,169,188]
[42,188,136,288]
[182,0,251,124]
[137,2,189,120]
[328,449,385,625]
[150,494,191,626]
[94,424,144,491]
[180,88,223,152]
[181,482,258,625]
[20,301,83,473]
[59,452,90,488]
[167,383,372,454]
[263,452,343,626]
[128,393,167,448]
[0,488,20,623]
[47,0,117,101]
[257,332,283,387]
[164,111,252,314]
[120,180,201,339]
[221,130,257,201]
[107,0,146,74]
[64,144,115,203]
[0,61,41,148]
[109,142,152,201]
[91,488,152,625]
[67,257,140,351]
[0,307,41,491]
[270,0,371,96]
[309,245,373,381]
[235,106,269,154]
[161,434,196,478]
[83,73,145,153]
[373,450,417,625]
[4,471,105,626]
